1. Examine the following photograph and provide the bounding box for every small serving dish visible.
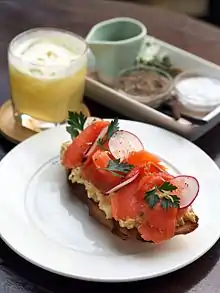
[115,65,173,108]
[174,69,220,113]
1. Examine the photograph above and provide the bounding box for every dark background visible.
[115,0,220,26]
[201,0,220,25]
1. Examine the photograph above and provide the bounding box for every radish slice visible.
[171,175,199,209]
[106,169,140,194]
[83,117,101,130]
[82,142,93,157]
[85,126,108,157]
[109,130,144,160]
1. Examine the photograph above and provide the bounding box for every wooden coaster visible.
[0,100,91,144]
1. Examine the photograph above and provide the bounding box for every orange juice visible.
[8,28,87,126]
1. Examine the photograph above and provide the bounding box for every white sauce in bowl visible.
[176,76,220,108]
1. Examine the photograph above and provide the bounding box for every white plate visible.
[0,120,219,282]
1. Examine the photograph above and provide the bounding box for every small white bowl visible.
[174,70,220,113]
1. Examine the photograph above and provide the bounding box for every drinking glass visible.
[8,28,88,131]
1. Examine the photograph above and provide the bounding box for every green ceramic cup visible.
[86,17,147,85]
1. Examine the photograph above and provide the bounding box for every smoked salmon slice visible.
[111,172,178,243]
[81,150,121,193]
[138,204,177,243]
[126,150,167,173]
[136,175,179,243]
[62,121,109,168]
[111,177,143,220]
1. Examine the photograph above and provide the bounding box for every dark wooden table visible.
[0,0,220,292]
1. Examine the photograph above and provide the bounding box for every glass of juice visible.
[8,28,88,131]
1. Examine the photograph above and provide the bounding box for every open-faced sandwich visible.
[60,112,199,244]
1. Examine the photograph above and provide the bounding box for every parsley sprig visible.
[145,181,180,210]
[66,111,87,138]
[99,158,134,177]
[97,118,119,147]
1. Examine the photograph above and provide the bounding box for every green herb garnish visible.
[97,138,108,151]
[144,181,180,210]
[66,111,87,138]
[97,118,119,147]
[161,195,180,210]
[106,118,120,140]
[159,181,177,192]
[138,55,181,77]
[145,188,160,208]
[100,158,134,177]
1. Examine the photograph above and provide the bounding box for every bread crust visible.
[67,178,199,241]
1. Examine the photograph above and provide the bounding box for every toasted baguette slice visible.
[67,176,199,242]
